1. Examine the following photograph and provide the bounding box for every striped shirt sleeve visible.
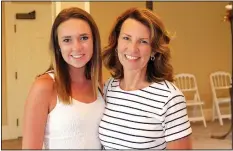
[103,78,113,99]
[163,90,192,142]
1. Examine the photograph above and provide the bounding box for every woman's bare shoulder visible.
[28,74,55,100]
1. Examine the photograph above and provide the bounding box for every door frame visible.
[2,2,56,140]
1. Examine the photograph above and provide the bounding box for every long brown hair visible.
[49,7,102,104]
[102,7,173,82]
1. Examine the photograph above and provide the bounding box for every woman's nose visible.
[72,39,82,51]
[128,41,139,52]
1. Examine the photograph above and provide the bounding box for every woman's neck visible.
[120,68,150,91]
[69,66,88,84]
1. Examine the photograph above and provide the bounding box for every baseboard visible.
[2,125,16,140]
[203,108,212,121]
[203,107,231,122]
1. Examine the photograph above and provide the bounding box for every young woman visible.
[99,7,192,150]
[22,7,104,149]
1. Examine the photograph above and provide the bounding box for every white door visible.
[5,2,54,138]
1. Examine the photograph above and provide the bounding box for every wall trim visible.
[84,2,90,13]
[198,107,230,122]
[55,2,61,16]
[203,108,213,121]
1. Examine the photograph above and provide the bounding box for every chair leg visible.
[215,101,223,126]
[200,105,207,127]
[212,102,216,121]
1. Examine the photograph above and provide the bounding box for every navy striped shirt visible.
[99,78,192,150]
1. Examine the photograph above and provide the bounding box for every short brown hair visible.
[49,7,102,104]
[102,7,173,82]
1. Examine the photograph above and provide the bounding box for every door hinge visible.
[15,72,18,80]
[16,118,19,127]
[14,24,16,33]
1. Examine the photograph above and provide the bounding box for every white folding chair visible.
[174,73,207,127]
[210,71,232,126]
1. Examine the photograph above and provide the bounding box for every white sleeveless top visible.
[43,73,105,149]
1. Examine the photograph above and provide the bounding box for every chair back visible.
[210,71,232,100]
[174,73,201,102]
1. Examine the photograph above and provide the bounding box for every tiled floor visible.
[2,120,232,149]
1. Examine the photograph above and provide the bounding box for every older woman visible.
[99,7,192,150]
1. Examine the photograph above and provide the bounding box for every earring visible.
[150,55,155,61]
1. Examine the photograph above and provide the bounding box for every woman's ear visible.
[151,51,156,57]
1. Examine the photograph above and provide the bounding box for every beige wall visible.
[2,3,7,126]
[153,2,231,108]
[90,2,146,82]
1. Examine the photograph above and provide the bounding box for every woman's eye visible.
[123,36,129,40]
[63,38,71,43]
[80,36,89,41]
[140,40,149,44]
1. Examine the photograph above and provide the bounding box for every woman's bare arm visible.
[22,76,54,149]
[166,135,192,149]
